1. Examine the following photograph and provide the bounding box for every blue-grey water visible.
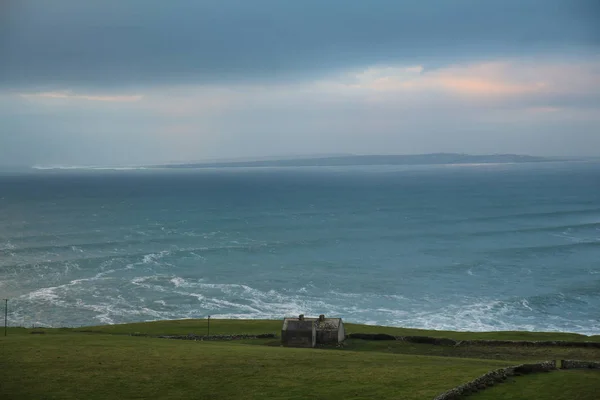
[1,162,599,334]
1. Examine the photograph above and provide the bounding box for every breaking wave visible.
[8,270,600,335]
[32,165,148,171]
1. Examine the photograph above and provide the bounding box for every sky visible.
[1,0,599,166]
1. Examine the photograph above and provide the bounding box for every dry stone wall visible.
[432,361,556,400]
[561,360,600,369]
[132,333,276,341]
[347,333,396,340]
[347,333,600,348]
[457,339,600,348]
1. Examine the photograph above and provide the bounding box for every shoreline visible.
[6,318,600,342]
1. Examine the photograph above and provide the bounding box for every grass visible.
[9,319,600,342]
[2,319,599,399]
[471,370,600,400]
[316,339,600,363]
[1,334,508,400]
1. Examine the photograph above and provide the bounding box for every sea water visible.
[1,161,599,334]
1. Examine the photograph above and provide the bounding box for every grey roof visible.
[282,317,343,331]
[282,319,315,331]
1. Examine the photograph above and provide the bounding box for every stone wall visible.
[151,333,276,341]
[432,361,556,400]
[347,333,600,349]
[347,333,396,341]
[400,336,457,346]
[561,360,600,370]
[456,339,600,349]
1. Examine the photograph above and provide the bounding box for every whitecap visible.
[71,246,84,253]
[23,287,62,303]
[170,277,187,287]
[0,241,16,251]
[142,250,170,264]
[31,165,148,171]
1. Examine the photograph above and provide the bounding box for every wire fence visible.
[2,299,74,331]
[1,300,216,337]
[1,298,120,330]
[3,299,7,336]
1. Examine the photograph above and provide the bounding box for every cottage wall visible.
[281,320,316,348]
[316,330,339,344]
[313,318,344,344]
[338,322,345,343]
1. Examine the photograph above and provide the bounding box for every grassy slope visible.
[2,319,600,400]
[315,339,600,363]
[1,334,507,400]
[11,319,599,342]
[472,370,600,400]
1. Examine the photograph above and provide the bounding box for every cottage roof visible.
[282,319,315,331]
[282,317,343,331]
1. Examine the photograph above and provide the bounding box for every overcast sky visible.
[1,0,599,166]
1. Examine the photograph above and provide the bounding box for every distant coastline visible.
[16,153,598,172]
[148,153,573,169]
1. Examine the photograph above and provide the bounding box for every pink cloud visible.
[433,77,545,95]
[346,60,600,98]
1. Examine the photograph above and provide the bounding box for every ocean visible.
[1,161,599,334]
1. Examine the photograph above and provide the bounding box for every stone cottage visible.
[281,314,345,348]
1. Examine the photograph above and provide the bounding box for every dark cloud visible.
[1,0,598,90]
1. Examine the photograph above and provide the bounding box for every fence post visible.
[207,315,210,337]
[4,299,7,337]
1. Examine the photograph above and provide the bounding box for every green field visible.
[471,370,600,400]
[2,319,599,400]
[21,319,598,342]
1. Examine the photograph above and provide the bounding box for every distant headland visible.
[149,153,572,169]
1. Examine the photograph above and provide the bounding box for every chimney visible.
[298,314,304,321]
[319,314,325,322]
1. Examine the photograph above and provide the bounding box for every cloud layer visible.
[2,0,598,89]
[1,0,599,165]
